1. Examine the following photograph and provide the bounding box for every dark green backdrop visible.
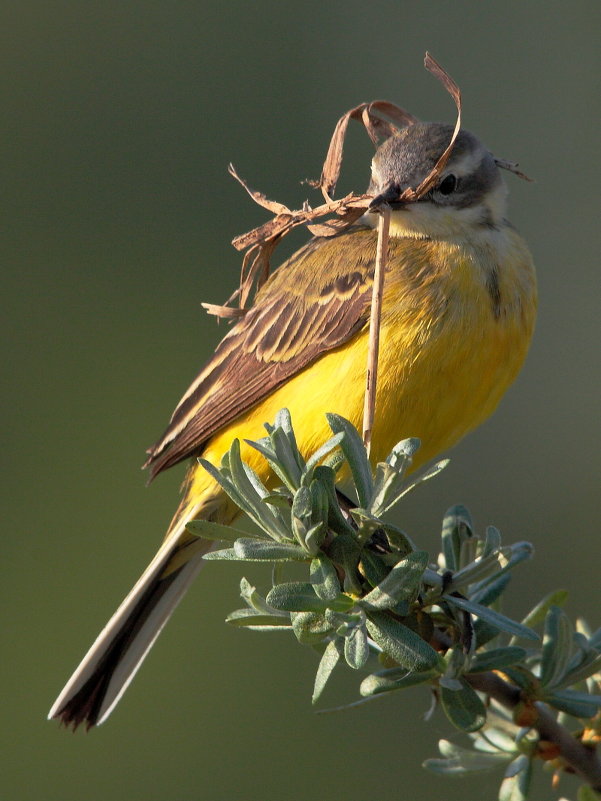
[3,2,600,800]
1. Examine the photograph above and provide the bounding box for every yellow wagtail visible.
[49,120,537,728]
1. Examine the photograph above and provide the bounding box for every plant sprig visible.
[188,409,601,800]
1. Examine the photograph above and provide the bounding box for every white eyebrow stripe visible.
[445,147,484,179]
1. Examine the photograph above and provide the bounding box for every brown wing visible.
[144,226,379,479]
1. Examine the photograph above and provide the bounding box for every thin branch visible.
[466,671,601,791]
[362,206,390,453]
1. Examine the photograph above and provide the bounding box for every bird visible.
[48,119,537,729]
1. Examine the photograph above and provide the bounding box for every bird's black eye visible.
[437,174,457,195]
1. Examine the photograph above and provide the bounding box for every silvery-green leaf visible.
[448,548,512,593]
[499,755,532,801]
[386,437,421,469]
[468,647,527,673]
[232,538,307,561]
[482,525,502,556]
[310,554,340,601]
[559,652,601,689]
[291,485,312,546]
[312,465,357,537]
[186,518,268,542]
[440,677,486,732]
[540,605,573,688]
[443,595,539,642]
[270,426,304,490]
[350,507,386,544]
[359,550,390,588]
[360,667,439,696]
[326,413,373,507]
[424,739,511,775]
[365,612,443,672]
[361,551,428,610]
[326,533,362,594]
[543,689,601,718]
[201,441,289,541]
[309,478,329,527]
[267,582,353,613]
[471,573,511,607]
[225,609,291,629]
[473,619,501,648]
[244,437,291,489]
[202,548,242,560]
[262,490,292,509]
[441,505,474,572]
[519,589,569,631]
[238,577,278,614]
[304,523,327,555]
[312,639,342,703]
[303,432,345,480]
[291,611,334,644]
[344,625,369,670]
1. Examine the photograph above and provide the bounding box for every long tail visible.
[48,489,229,730]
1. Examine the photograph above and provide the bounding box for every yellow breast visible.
[185,224,536,522]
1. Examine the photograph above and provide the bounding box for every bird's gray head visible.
[367,122,508,237]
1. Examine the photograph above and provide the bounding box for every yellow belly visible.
[177,230,536,527]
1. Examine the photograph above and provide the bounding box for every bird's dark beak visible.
[369,182,407,211]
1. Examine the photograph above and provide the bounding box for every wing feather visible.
[144,226,378,479]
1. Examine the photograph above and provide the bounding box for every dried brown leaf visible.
[398,52,462,202]
[208,53,463,320]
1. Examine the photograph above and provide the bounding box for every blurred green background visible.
[2,2,600,799]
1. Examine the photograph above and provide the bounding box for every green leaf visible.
[262,490,292,509]
[202,548,243,561]
[239,577,279,615]
[267,582,353,613]
[310,555,341,601]
[441,505,473,571]
[447,548,512,593]
[304,523,327,556]
[313,465,357,537]
[361,551,428,610]
[291,611,334,644]
[369,461,407,519]
[472,619,501,648]
[559,652,601,689]
[468,647,527,673]
[232,538,308,561]
[365,612,443,672]
[442,595,539,642]
[309,478,329,529]
[519,589,569,631]
[291,613,331,644]
[499,755,532,801]
[303,432,345,479]
[326,413,373,507]
[540,605,573,688]
[199,442,289,542]
[361,667,440,696]
[543,689,601,718]
[424,740,511,775]
[312,640,342,703]
[471,573,511,607]
[326,533,362,595]
[440,677,486,732]
[225,609,292,629]
[359,550,390,589]
[482,525,502,557]
[186,519,267,542]
[344,625,369,670]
